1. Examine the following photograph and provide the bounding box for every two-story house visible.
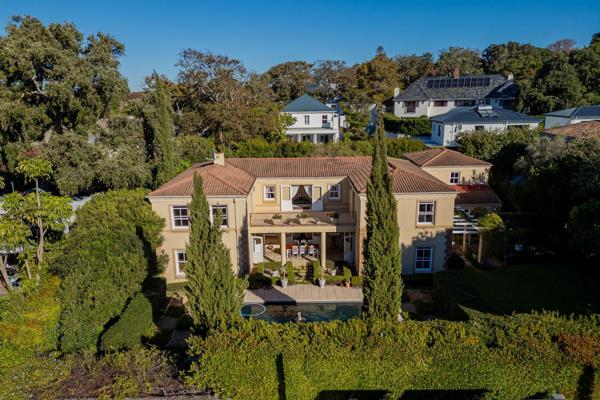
[392,74,517,119]
[282,94,346,144]
[148,150,500,286]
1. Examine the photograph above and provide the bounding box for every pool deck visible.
[245,285,363,304]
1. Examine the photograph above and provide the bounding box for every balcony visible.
[250,211,355,227]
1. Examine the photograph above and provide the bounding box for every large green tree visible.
[264,61,312,102]
[185,175,245,331]
[143,73,176,187]
[0,16,127,144]
[437,47,483,76]
[362,105,403,321]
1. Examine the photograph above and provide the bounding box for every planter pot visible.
[318,278,326,288]
[343,281,351,288]
[329,269,337,276]
[272,218,283,225]
[298,218,310,225]
[280,278,288,288]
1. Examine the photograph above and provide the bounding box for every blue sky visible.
[1,0,599,90]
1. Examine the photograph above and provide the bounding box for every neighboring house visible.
[430,105,541,146]
[148,150,500,285]
[282,94,346,144]
[544,105,600,128]
[403,148,501,213]
[543,120,600,142]
[392,74,516,118]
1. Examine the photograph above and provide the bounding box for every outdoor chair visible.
[299,246,306,257]
[292,246,299,258]
[308,245,315,257]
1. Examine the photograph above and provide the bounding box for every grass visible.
[437,263,600,315]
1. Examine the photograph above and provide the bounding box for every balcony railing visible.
[250,211,355,227]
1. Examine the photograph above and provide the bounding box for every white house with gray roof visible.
[431,105,540,146]
[544,105,600,128]
[393,74,517,118]
[282,94,346,144]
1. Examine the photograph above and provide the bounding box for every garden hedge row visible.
[383,114,431,136]
[186,314,600,400]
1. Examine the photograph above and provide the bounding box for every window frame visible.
[322,114,328,124]
[450,171,460,184]
[210,205,229,228]
[328,184,341,200]
[174,249,188,277]
[171,206,189,229]
[475,125,485,131]
[433,100,448,107]
[304,115,310,125]
[414,246,433,272]
[263,185,276,201]
[417,201,435,225]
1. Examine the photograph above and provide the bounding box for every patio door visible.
[280,185,292,211]
[312,185,323,211]
[252,236,264,264]
[343,233,354,264]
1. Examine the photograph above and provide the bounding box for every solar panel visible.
[425,76,493,89]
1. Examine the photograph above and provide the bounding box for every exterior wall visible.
[421,166,490,185]
[432,122,540,146]
[148,195,249,284]
[284,109,344,143]
[395,192,455,274]
[545,116,596,129]
[393,100,428,118]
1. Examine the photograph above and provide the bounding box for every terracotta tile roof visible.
[148,156,455,197]
[544,120,600,139]
[454,185,502,206]
[403,148,491,167]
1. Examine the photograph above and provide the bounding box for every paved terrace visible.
[245,285,363,304]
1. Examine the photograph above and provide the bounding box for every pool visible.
[241,302,362,322]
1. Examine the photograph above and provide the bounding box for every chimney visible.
[393,87,400,97]
[507,72,514,81]
[213,150,225,166]
[453,67,460,79]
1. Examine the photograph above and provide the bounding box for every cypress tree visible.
[145,72,176,187]
[185,175,245,331]
[362,105,403,321]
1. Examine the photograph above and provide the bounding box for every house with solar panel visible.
[430,105,541,146]
[282,94,346,144]
[544,105,600,128]
[392,73,517,118]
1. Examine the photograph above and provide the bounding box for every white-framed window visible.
[172,206,189,228]
[304,115,310,125]
[211,205,228,227]
[450,172,460,184]
[328,184,340,200]
[322,115,328,124]
[264,185,275,201]
[175,250,187,277]
[417,202,435,225]
[415,246,433,271]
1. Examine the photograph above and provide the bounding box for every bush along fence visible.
[383,114,431,136]
[185,315,600,400]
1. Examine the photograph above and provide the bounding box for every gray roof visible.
[283,94,333,112]
[545,105,600,119]
[394,74,516,102]
[431,106,541,124]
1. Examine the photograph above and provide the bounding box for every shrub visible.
[446,253,466,271]
[185,315,600,400]
[343,266,352,281]
[312,260,323,281]
[285,262,296,285]
[255,263,266,274]
[383,113,431,136]
[351,276,363,287]
[325,275,345,284]
[100,293,155,352]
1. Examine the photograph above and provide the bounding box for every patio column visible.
[320,231,326,267]
[280,232,286,266]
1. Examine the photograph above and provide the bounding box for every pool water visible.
[241,302,362,322]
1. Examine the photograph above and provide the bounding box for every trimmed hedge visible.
[100,293,155,351]
[384,113,431,136]
[186,315,600,400]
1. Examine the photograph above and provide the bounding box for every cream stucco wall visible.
[421,166,490,185]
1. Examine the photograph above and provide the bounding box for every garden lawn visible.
[437,263,600,315]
